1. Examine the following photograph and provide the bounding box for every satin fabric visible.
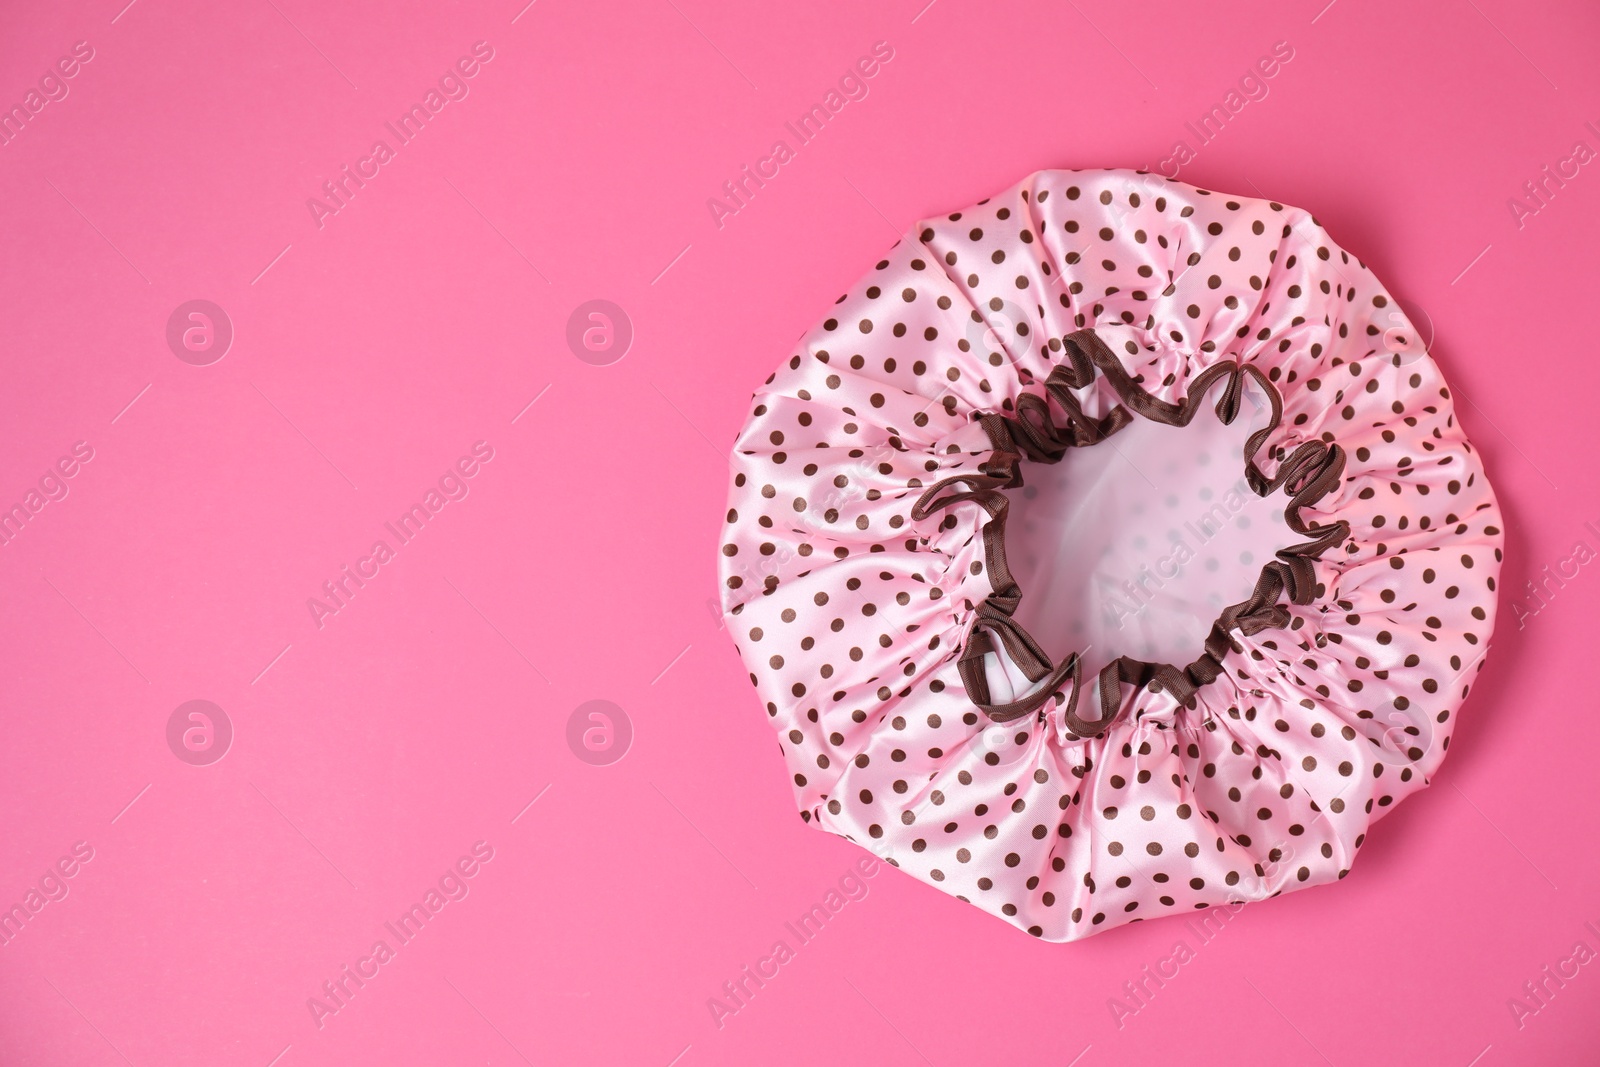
[718,169,1503,941]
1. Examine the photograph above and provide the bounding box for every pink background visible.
[1,0,1596,1063]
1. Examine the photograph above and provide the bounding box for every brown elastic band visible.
[929,328,1351,736]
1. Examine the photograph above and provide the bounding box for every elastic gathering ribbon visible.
[910,328,1352,737]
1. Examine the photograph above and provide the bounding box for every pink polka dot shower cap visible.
[717,169,1503,942]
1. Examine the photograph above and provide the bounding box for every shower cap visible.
[717,169,1502,941]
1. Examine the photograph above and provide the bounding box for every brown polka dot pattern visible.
[717,169,1504,942]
